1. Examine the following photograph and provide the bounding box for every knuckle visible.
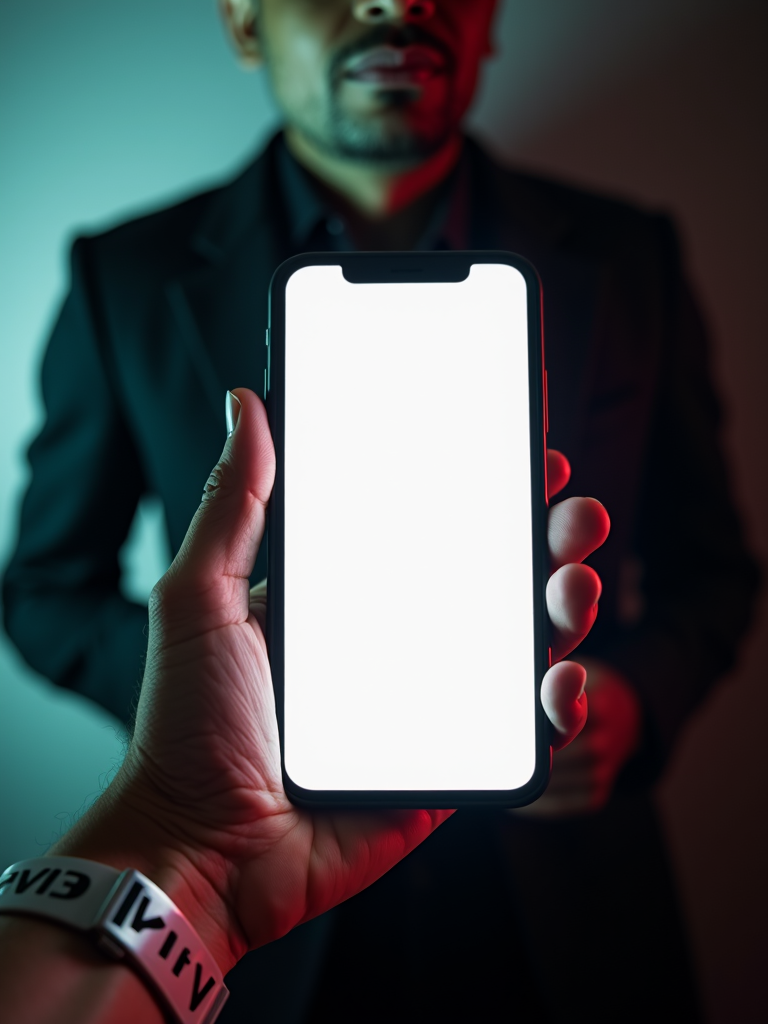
[148,575,177,629]
[201,452,236,502]
[148,572,172,616]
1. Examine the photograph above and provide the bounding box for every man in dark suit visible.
[4,0,759,1021]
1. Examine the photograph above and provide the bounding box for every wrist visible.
[50,764,244,975]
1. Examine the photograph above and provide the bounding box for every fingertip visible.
[547,562,602,649]
[585,496,611,545]
[546,449,571,499]
[229,386,261,411]
[548,495,611,569]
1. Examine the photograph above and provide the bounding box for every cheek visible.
[263,10,336,112]
[273,44,327,110]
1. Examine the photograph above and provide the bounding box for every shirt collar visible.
[276,133,470,252]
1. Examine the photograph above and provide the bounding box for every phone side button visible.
[265,327,270,348]
[544,369,549,434]
[264,368,267,400]
[267,339,271,392]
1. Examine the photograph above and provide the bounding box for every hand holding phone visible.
[48,387,605,973]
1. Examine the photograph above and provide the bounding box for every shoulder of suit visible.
[70,141,272,283]
[467,135,679,260]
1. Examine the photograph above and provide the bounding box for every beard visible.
[309,115,454,164]
[330,98,454,163]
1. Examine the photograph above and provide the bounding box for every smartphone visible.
[265,251,550,808]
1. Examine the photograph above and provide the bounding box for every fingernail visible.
[226,390,241,437]
[577,665,588,699]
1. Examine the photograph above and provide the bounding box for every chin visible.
[328,108,454,164]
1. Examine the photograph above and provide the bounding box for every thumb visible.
[153,388,276,639]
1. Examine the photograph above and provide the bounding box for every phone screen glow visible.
[283,263,536,791]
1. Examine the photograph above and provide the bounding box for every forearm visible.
[0,916,163,1024]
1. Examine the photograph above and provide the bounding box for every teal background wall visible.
[1,3,766,1021]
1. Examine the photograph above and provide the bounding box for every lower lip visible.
[345,67,439,87]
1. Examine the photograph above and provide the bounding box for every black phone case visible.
[265,251,551,808]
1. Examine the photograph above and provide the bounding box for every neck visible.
[284,127,463,219]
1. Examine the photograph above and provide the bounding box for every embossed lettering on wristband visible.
[0,857,229,1024]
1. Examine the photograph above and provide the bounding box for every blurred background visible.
[0,1,765,1020]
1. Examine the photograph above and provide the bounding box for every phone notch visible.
[341,254,469,284]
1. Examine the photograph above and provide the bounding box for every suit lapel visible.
[167,137,289,419]
[466,140,600,483]
[531,249,600,480]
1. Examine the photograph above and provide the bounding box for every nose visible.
[352,0,436,24]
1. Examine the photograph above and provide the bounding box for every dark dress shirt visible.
[3,133,760,1023]
[275,131,470,254]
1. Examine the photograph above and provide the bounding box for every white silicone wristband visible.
[0,857,229,1024]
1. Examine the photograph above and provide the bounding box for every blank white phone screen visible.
[283,263,536,791]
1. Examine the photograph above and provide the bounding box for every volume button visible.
[544,369,549,434]
[265,328,270,347]
[267,336,271,392]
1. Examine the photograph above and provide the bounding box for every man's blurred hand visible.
[517,655,642,817]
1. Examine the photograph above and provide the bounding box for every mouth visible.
[343,45,446,87]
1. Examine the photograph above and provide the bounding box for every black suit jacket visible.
[4,133,757,760]
[4,134,759,1023]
